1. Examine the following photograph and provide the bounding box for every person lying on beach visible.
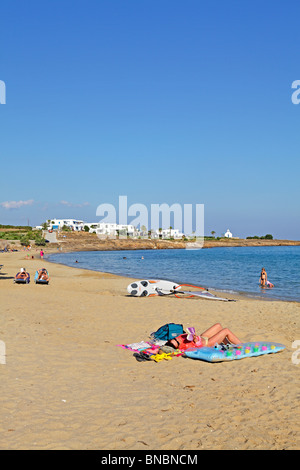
[159,323,241,353]
[37,268,50,281]
[15,268,30,281]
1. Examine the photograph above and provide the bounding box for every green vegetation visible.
[246,234,273,240]
[0,226,46,245]
[0,224,32,230]
[0,232,22,241]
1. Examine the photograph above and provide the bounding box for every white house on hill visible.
[48,219,84,231]
[155,228,184,239]
[95,223,136,237]
[224,229,233,238]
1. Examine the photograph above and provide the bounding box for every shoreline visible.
[45,251,245,303]
[46,248,300,305]
[1,250,299,450]
[9,231,296,254]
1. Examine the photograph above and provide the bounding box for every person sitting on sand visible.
[15,268,30,282]
[159,323,241,353]
[37,268,49,281]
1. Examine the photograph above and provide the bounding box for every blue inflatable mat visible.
[184,342,285,362]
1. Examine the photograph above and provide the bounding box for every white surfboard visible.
[127,279,181,297]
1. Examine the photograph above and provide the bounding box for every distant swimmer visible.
[260,267,274,288]
[260,267,267,286]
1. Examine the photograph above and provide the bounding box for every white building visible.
[95,223,136,237]
[156,228,184,239]
[49,219,84,231]
[40,218,185,239]
[224,229,233,238]
[83,223,98,233]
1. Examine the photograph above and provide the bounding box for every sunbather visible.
[161,323,241,352]
[15,268,30,282]
[37,268,49,281]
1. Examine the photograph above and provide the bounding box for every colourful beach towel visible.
[117,341,153,352]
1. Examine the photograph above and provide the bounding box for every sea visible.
[48,246,300,302]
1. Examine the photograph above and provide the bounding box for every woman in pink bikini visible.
[163,323,241,352]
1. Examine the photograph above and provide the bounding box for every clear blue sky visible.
[0,0,299,238]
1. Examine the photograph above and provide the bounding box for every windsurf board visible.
[127,279,181,297]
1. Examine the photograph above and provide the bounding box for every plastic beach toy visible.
[151,352,173,362]
[184,341,285,362]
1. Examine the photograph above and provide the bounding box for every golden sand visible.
[0,249,299,450]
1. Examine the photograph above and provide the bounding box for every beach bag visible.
[151,323,184,341]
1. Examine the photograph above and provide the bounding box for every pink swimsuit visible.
[170,334,203,351]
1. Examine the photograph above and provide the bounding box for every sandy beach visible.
[0,249,299,450]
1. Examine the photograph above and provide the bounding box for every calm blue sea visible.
[48,246,300,302]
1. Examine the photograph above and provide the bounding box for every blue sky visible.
[0,0,299,238]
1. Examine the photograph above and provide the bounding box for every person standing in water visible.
[260,267,274,288]
[260,267,267,286]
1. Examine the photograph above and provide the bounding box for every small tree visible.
[20,235,30,246]
[84,225,90,232]
[34,234,46,246]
